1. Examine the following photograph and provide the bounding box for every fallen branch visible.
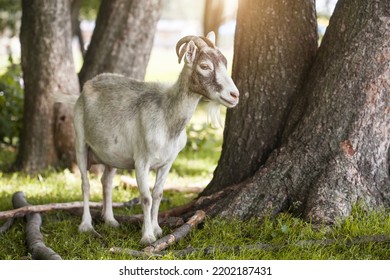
[0,197,140,220]
[144,210,206,254]
[110,210,206,257]
[109,210,205,257]
[12,191,62,260]
[120,175,205,193]
[111,234,390,258]
[158,201,196,220]
[109,247,162,258]
[67,207,184,228]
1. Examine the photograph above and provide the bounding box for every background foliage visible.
[0,61,23,146]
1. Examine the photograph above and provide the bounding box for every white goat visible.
[60,32,239,244]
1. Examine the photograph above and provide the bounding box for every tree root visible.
[12,191,62,260]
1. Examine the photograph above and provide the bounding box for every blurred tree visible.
[70,0,85,58]
[15,0,163,173]
[0,0,21,36]
[203,0,225,43]
[197,0,390,223]
[79,0,163,85]
[15,0,79,172]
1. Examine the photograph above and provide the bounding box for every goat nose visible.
[230,91,239,100]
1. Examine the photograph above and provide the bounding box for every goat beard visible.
[207,101,223,128]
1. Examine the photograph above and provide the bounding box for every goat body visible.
[78,75,192,170]
[68,32,239,245]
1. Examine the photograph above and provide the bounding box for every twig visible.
[120,175,205,193]
[158,201,196,219]
[0,218,14,234]
[294,234,390,247]
[0,198,140,220]
[12,192,62,260]
[109,247,163,258]
[67,207,184,228]
[143,210,206,254]
[109,210,206,258]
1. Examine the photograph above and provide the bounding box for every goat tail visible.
[51,92,79,108]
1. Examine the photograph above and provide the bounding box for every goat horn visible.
[176,35,215,63]
[177,43,188,64]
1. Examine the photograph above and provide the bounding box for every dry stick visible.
[12,191,62,260]
[158,201,196,219]
[0,198,140,220]
[110,210,206,257]
[67,208,184,228]
[143,210,206,254]
[0,218,14,234]
[109,246,162,258]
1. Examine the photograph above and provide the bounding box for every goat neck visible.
[165,65,201,138]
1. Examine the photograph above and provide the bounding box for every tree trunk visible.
[198,0,390,223]
[78,0,163,86]
[15,0,79,173]
[203,0,225,43]
[205,0,318,194]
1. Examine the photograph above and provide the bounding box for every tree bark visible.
[78,0,163,86]
[16,0,79,173]
[205,0,318,194]
[199,0,390,223]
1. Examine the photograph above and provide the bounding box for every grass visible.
[1,178,389,260]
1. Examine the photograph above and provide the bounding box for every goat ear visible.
[206,31,216,45]
[185,41,197,66]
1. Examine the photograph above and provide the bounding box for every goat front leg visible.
[101,165,119,227]
[151,164,172,238]
[135,162,155,245]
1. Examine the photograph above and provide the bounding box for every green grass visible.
[1,178,389,260]
[0,104,389,260]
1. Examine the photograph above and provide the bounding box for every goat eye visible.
[200,64,211,70]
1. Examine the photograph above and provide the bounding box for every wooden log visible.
[12,191,62,260]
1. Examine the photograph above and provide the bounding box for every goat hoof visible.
[105,219,120,228]
[140,234,156,245]
[153,226,163,238]
[78,222,94,232]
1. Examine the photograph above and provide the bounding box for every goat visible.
[60,32,239,245]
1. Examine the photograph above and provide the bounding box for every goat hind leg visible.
[135,162,155,245]
[101,165,119,227]
[77,143,94,232]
